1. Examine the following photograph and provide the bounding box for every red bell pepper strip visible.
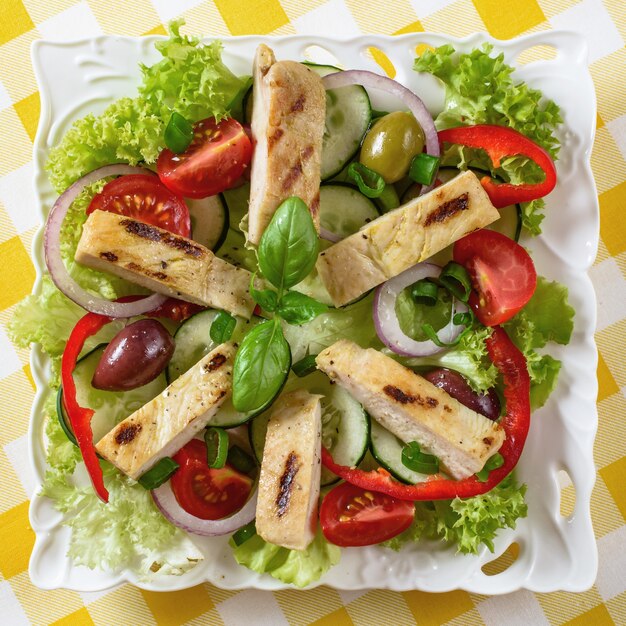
[321,326,530,501]
[437,124,557,208]
[60,296,201,503]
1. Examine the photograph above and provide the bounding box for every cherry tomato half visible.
[453,229,537,326]
[171,439,253,520]
[87,174,191,237]
[157,117,253,199]
[320,482,415,547]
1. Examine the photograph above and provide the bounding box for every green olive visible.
[359,111,425,183]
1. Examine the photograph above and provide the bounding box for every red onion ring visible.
[152,480,258,536]
[373,262,467,357]
[322,70,440,194]
[320,227,341,243]
[44,164,168,318]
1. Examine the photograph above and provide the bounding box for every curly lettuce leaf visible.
[231,530,340,588]
[504,276,574,408]
[46,20,243,193]
[400,325,499,393]
[384,475,527,554]
[415,44,562,235]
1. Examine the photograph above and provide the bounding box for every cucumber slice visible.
[306,64,372,180]
[249,371,369,486]
[57,344,167,446]
[292,184,380,306]
[187,195,228,251]
[369,420,430,484]
[216,228,257,272]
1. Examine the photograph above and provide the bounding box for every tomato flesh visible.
[157,117,252,199]
[320,482,414,547]
[171,439,253,520]
[87,174,190,237]
[453,229,537,326]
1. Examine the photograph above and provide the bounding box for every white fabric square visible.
[549,0,624,64]
[0,163,40,235]
[293,0,361,37]
[596,526,626,601]
[0,581,29,625]
[37,3,103,41]
[0,325,22,380]
[478,588,549,626]
[3,435,35,497]
[0,80,12,111]
[606,114,626,163]
[589,258,626,332]
[151,0,204,23]
[217,589,289,626]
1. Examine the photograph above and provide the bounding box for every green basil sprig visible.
[210,311,237,343]
[277,291,327,325]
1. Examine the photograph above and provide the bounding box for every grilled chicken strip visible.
[316,340,505,479]
[96,343,235,480]
[316,171,500,307]
[75,209,256,318]
[256,389,322,551]
[247,44,326,245]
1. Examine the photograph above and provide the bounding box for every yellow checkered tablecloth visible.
[1,0,624,624]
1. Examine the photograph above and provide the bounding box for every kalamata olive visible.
[92,319,175,391]
[423,368,501,421]
[359,111,425,183]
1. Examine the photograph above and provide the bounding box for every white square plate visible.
[27,31,599,594]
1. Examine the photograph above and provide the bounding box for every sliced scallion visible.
[164,112,194,154]
[205,427,229,469]
[409,153,440,186]
[401,441,439,474]
[232,520,257,546]
[227,444,256,474]
[138,457,179,490]
[348,162,385,199]
[439,262,472,302]
[376,184,400,213]
[292,354,318,377]
[476,453,504,482]
[410,279,439,306]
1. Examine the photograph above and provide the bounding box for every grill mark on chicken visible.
[276,452,300,517]
[291,94,306,112]
[281,161,303,192]
[205,353,227,372]
[310,194,320,218]
[125,262,169,282]
[119,218,205,257]
[424,193,470,227]
[100,251,118,262]
[115,423,141,445]
[301,144,314,161]
[268,127,284,151]
[383,384,439,408]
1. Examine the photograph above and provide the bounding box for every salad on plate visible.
[12,22,576,588]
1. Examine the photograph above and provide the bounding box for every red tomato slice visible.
[171,439,253,520]
[320,482,415,547]
[87,174,191,237]
[157,117,253,199]
[453,229,537,326]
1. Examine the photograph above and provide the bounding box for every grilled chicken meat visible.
[316,340,505,479]
[75,209,256,318]
[96,343,235,480]
[247,44,326,245]
[316,171,500,307]
[256,389,322,551]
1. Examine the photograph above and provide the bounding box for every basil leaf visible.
[164,112,193,154]
[232,319,291,412]
[210,311,237,343]
[258,197,319,290]
[249,273,278,313]
[277,291,328,325]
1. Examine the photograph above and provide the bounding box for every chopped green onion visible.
[210,311,237,343]
[205,427,229,469]
[453,310,474,327]
[401,441,439,474]
[292,354,318,377]
[227,75,253,122]
[421,323,462,348]
[348,162,386,199]
[138,457,179,490]
[232,521,257,546]
[409,153,440,186]
[410,279,439,306]
[475,453,505,482]
[439,262,472,302]
[227,444,256,474]
[371,109,391,119]
[376,184,400,213]
[164,112,194,154]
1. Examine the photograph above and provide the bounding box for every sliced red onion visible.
[152,480,258,536]
[322,70,439,194]
[320,227,341,243]
[44,164,168,318]
[373,263,467,357]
